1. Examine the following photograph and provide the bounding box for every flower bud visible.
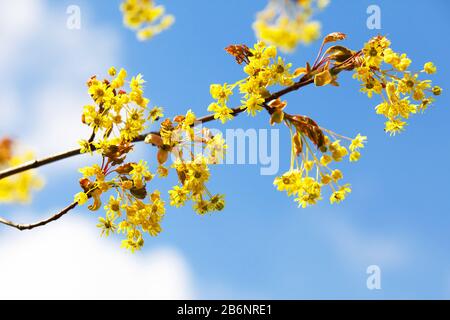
[432,86,442,96]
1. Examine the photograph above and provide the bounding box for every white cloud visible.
[0,214,195,300]
[26,85,91,156]
[316,216,410,269]
[0,0,120,158]
[0,0,44,74]
[0,87,21,134]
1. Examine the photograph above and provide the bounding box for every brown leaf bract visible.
[225,44,253,65]
[290,115,326,149]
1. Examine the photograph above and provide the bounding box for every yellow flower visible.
[321,174,332,185]
[210,83,233,104]
[242,95,265,116]
[349,151,361,162]
[253,0,327,52]
[271,57,294,86]
[130,160,151,181]
[157,165,169,177]
[295,177,322,208]
[182,109,196,131]
[108,67,117,77]
[130,73,145,91]
[304,161,314,171]
[74,192,88,205]
[330,185,351,204]
[121,0,174,41]
[208,103,234,124]
[104,196,122,216]
[148,106,164,123]
[184,159,210,195]
[320,155,332,166]
[331,169,343,182]
[121,229,144,253]
[88,80,113,104]
[209,194,226,211]
[385,119,406,136]
[206,134,227,164]
[349,134,367,152]
[423,62,437,74]
[79,164,103,179]
[193,199,210,215]
[110,68,127,89]
[397,55,411,71]
[331,146,348,162]
[97,214,117,237]
[360,78,382,98]
[78,139,93,154]
[362,39,384,68]
[274,170,301,197]
[169,185,189,208]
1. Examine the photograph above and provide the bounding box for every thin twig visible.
[0,202,78,231]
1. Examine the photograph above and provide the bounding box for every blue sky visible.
[1,0,450,299]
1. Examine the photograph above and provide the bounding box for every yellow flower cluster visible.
[170,156,225,214]
[121,0,174,41]
[75,156,166,252]
[149,110,227,215]
[79,67,158,150]
[274,116,366,207]
[0,138,43,204]
[75,69,226,251]
[254,0,330,52]
[209,42,298,122]
[75,69,164,251]
[354,36,442,135]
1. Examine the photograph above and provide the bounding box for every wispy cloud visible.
[315,214,411,270]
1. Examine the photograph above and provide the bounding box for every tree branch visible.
[0,202,78,231]
[0,60,353,231]
[0,75,316,182]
